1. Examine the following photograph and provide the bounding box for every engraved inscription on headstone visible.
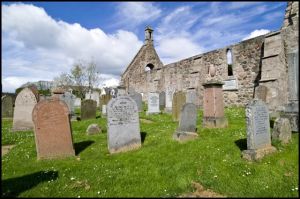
[147,93,160,114]
[32,99,75,159]
[107,95,141,154]
[12,87,38,131]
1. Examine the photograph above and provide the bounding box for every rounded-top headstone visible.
[86,124,102,135]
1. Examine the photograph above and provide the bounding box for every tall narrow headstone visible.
[202,80,228,128]
[107,95,141,154]
[173,103,198,142]
[2,95,14,118]
[32,99,75,159]
[186,88,197,105]
[12,87,39,131]
[165,86,175,113]
[130,91,143,112]
[81,99,97,120]
[147,92,160,114]
[242,99,276,161]
[172,91,186,121]
[159,91,166,111]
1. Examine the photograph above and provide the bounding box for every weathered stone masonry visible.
[121,2,298,111]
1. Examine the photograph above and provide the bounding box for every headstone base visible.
[203,117,228,128]
[242,146,276,161]
[109,142,141,154]
[173,131,198,142]
[38,151,75,160]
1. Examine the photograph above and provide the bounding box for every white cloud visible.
[157,37,203,64]
[99,74,120,88]
[115,2,161,28]
[2,76,44,93]
[242,29,270,41]
[2,3,143,92]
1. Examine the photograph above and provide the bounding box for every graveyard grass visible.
[2,107,299,197]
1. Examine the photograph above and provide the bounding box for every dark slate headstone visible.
[272,117,292,144]
[107,95,141,154]
[159,91,166,111]
[173,103,198,142]
[81,99,97,120]
[130,91,143,112]
[32,98,75,160]
[12,87,38,131]
[242,99,276,161]
[1,95,14,118]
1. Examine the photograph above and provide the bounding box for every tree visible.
[85,60,100,92]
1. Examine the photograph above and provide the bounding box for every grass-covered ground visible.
[1,107,299,197]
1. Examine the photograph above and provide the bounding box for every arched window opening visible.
[145,63,154,71]
[226,49,233,76]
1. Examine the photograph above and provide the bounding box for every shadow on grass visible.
[74,140,95,155]
[141,132,147,143]
[235,138,247,151]
[2,171,58,197]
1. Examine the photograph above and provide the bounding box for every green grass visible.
[1,107,299,197]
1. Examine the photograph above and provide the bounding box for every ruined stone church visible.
[120,2,298,113]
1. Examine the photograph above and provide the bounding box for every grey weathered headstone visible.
[107,95,141,154]
[147,92,160,114]
[130,91,143,112]
[242,99,276,161]
[32,98,75,159]
[272,117,292,144]
[86,124,102,135]
[159,91,166,111]
[81,99,97,120]
[12,87,39,131]
[186,88,197,105]
[1,95,14,118]
[173,103,198,142]
[165,86,175,113]
[59,91,76,115]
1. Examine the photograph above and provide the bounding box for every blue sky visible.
[2,2,287,92]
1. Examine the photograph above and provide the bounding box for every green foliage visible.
[1,107,298,197]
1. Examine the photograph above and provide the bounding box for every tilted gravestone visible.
[130,91,143,112]
[242,99,276,161]
[159,91,166,111]
[81,99,97,120]
[60,91,76,115]
[272,117,292,144]
[172,91,186,121]
[32,98,75,159]
[107,95,141,154]
[1,95,14,118]
[173,103,198,142]
[12,87,39,131]
[147,92,160,114]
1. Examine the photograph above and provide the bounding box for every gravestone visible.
[147,92,160,114]
[202,80,228,128]
[172,91,186,121]
[74,98,81,107]
[130,91,143,112]
[85,91,100,107]
[107,95,141,154]
[32,98,75,159]
[1,95,14,118]
[186,88,197,105]
[159,91,166,111]
[60,91,76,115]
[102,104,107,116]
[255,85,268,102]
[173,103,198,142]
[81,99,97,120]
[242,99,276,161]
[165,86,175,113]
[12,87,39,131]
[272,117,291,144]
[86,124,102,135]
